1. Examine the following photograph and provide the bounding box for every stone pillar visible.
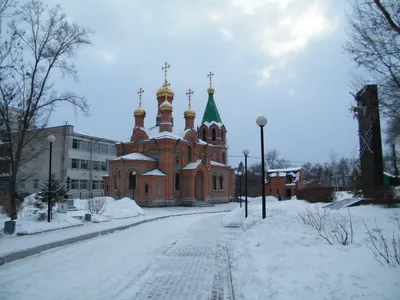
[355,84,384,199]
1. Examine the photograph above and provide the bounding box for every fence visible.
[296,187,347,203]
[67,191,104,200]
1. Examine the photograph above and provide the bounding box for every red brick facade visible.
[103,75,234,206]
[264,168,303,199]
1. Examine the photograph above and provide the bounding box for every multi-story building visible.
[15,124,117,198]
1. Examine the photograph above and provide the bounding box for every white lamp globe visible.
[47,134,56,143]
[242,149,249,156]
[256,116,267,127]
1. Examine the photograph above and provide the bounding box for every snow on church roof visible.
[182,159,203,170]
[141,169,166,176]
[211,160,226,167]
[203,121,223,128]
[112,153,156,161]
[142,126,210,145]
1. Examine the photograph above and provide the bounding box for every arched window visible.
[219,175,224,191]
[144,184,149,194]
[212,175,217,191]
[113,171,120,191]
[221,130,224,141]
[175,173,180,191]
[212,128,216,141]
[202,128,206,140]
[129,171,137,190]
[222,153,226,164]
[188,146,192,162]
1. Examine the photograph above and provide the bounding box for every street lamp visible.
[132,170,137,200]
[237,170,243,207]
[242,148,249,218]
[47,134,56,223]
[256,116,267,219]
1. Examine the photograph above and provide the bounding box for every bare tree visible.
[345,0,400,144]
[265,149,291,169]
[0,0,93,220]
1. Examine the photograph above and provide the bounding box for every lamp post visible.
[47,134,56,223]
[256,116,267,219]
[238,170,243,207]
[132,170,137,200]
[242,148,249,218]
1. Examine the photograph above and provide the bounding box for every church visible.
[103,63,234,206]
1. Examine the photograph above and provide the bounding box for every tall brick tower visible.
[197,71,228,165]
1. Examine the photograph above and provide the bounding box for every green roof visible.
[201,90,222,124]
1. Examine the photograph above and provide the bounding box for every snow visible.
[112,153,155,161]
[268,167,302,173]
[182,159,203,170]
[141,169,166,176]
[211,160,226,167]
[332,190,355,202]
[203,121,223,128]
[228,197,400,300]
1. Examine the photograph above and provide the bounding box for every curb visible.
[0,210,231,267]
[16,223,84,236]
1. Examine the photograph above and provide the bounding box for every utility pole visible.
[392,143,398,177]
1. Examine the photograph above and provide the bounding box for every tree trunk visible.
[8,175,17,220]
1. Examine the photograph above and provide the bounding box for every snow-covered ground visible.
[228,196,400,300]
[0,196,145,235]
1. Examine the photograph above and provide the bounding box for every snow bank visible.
[231,200,400,300]
[332,190,355,202]
[15,213,83,235]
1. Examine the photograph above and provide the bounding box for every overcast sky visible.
[44,0,362,168]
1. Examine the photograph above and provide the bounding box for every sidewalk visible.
[0,203,236,266]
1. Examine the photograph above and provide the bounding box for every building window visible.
[129,171,137,190]
[71,158,79,169]
[144,184,149,194]
[92,142,99,153]
[212,175,217,191]
[188,146,192,163]
[202,128,206,140]
[101,161,107,171]
[222,153,226,164]
[71,179,78,190]
[100,144,108,154]
[113,171,120,191]
[81,159,89,170]
[92,180,99,190]
[219,175,223,190]
[175,173,180,191]
[212,128,216,141]
[108,145,116,155]
[269,189,272,195]
[100,180,104,190]
[72,139,80,149]
[0,159,10,173]
[277,188,280,195]
[33,179,40,190]
[221,130,224,141]
[18,180,25,191]
[81,141,89,152]
[80,180,88,190]
[92,161,100,171]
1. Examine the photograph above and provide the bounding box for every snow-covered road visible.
[0,212,240,300]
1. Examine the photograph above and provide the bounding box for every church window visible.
[212,129,216,141]
[144,184,149,194]
[175,173,180,191]
[188,146,192,162]
[202,128,206,140]
[221,130,224,141]
[113,171,120,191]
[129,170,137,190]
[222,153,226,164]
[212,175,217,191]
[219,175,224,191]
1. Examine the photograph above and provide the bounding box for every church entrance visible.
[195,171,204,200]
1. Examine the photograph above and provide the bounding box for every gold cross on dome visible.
[137,87,144,107]
[186,89,194,109]
[162,62,171,83]
[207,71,214,87]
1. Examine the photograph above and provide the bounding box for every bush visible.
[298,206,354,245]
[86,197,107,215]
[364,218,400,267]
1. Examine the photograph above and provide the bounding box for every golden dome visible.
[184,109,196,118]
[159,100,173,111]
[207,87,215,94]
[157,84,174,98]
[134,107,145,117]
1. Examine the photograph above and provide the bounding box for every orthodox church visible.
[103,63,234,206]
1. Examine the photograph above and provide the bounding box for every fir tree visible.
[35,174,67,210]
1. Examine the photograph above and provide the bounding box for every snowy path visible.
[0,212,241,300]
